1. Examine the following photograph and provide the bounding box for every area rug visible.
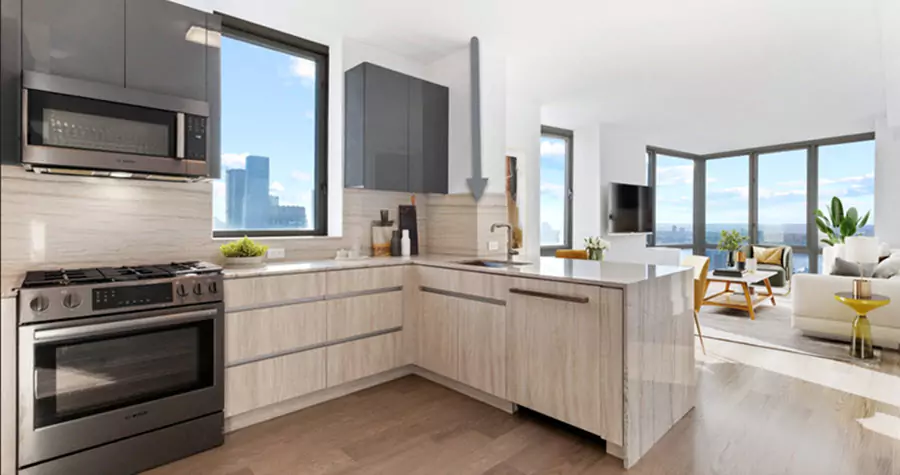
[698,287,899,373]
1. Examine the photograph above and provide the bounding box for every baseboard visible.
[225,365,414,432]
[410,367,517,414]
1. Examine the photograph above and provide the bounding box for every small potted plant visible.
[584,236,611,261]
[718,229,748,268]
[220,236,268,268]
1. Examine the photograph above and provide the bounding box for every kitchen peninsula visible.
[220,256,695,468]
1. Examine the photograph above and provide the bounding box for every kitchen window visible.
[540,126,574,255]
[213,16,328,237]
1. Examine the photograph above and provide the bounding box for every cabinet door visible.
[327,291,403,341]
[0,0,22,165]
[326,332,401,387]
[421,81,449,193]
[364,63,409,191]
[22,0,125,86]
[506,279,604,435]
[125,0,208,100]
[225,348,326,417]
[344,64,365,188]
[458,299,506,398]
[407,78,425,193]
[418,292,458,379]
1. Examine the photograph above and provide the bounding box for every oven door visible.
[18,303,224,468]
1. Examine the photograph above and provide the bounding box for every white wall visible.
[572,125,601,247]
[875,118,900,247]
[343,38,428,79]
[426,47,471,194]
[506,87,541,258]
[598,125,650,259]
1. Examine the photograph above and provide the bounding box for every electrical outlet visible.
[488,241,500,251]
[267,248,286,259]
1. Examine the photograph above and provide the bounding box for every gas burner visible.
[20,261,222,288]
[22,268,107,287]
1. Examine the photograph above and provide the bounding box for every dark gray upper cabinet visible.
[345,62,448,194]
[0,0,22,165]
[125,0,208,101]
[22,0,126,87]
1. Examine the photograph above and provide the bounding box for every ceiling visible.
[191,0,889,153]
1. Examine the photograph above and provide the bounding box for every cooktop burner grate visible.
[21,262,221,288]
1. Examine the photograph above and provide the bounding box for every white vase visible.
[224,255,265,268]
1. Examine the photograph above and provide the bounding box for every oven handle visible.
[32,308,218,343]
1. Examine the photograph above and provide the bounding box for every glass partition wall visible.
[648,133,876,274]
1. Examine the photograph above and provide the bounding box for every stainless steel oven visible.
[21,70,210,179]
[17,262,225,474]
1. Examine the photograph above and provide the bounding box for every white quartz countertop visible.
[224,255,689,288]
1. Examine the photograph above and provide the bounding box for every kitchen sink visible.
[455,259,532,268]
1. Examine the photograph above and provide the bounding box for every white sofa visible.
[792,273,900,348]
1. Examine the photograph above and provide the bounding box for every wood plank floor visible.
[147,339,900,475]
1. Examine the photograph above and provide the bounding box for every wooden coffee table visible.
[703,270,778,320]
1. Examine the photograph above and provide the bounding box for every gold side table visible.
[834,292,891,360]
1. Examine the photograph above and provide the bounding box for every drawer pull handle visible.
[509,288,589,304]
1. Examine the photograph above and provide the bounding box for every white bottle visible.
[401,229,411,257]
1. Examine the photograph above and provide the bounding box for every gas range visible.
[18,261,223,324]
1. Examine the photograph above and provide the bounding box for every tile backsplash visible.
[0,166,438,296]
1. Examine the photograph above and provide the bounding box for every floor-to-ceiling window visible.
[654,154,694,251]
[540,126,573,254]
[757,149,809,273]
[817,139,876,271]
[705,155,749,268]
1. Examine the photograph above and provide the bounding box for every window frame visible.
[539,125,574,255]
[212,14,329,238]
[647,132,875,274]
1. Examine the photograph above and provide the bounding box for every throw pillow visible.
[752,246,784,266]
[873,256,900,279]
[831,257,877,277]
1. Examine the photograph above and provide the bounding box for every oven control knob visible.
[208,282,218,294]
[193,283,203,295]
[62,293,82,309]
[176,283,188,297]
[29,295,50,313]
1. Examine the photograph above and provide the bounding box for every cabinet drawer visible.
[326,332,401,387]
[326,266,404,295]
[225,348,326,417]
[226,301,327,364]
[458,298,506,399]
[418,266,508,301]
[327,291,403,340]
[224,273,325,310]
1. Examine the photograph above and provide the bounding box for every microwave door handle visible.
[176,112,185,159]
[32,308,217,343]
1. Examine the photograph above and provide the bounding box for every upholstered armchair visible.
[742,245,794,288]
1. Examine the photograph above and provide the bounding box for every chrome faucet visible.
[490,223,519,262]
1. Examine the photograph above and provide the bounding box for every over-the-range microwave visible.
[21,71,210,180]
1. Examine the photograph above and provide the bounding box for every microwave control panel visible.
[184,114,207,160]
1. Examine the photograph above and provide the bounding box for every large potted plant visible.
[816,197,870,273]
[220,236,269,268]
[718,229,749,268]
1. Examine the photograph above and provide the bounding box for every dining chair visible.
[555,249,588,260]
[681,255,709,354]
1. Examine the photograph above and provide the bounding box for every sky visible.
[213,35,318,228]
[656,140,876,228]
[539,136,567,245]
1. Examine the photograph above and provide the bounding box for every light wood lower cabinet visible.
[506,278,611,437]
[326,332,402,387]
[226,301,327,364]
[417,292,458,380]
[225,348,326,417]
[326,291,403,340]
[457,298,506,399]
[225,272,325,311]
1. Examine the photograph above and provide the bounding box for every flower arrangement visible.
[717,229,749,268]
[584,236,611,261]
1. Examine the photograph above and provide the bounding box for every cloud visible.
[291,170,312,182]
[656,164,694,186]
[270,181,285,193]
[222,153,248,169]
[540,139,566,157]
[290,57,316,79]
[708,186,749,200]
[540,183,565,200]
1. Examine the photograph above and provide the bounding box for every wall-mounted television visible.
[608,183,653,234]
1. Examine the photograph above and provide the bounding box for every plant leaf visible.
[831,197,844,225]
[816,217,834,237]
[858,211,870,229]
[840,217,856,240]
[820,238,836,246]
[846,207,858,225]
